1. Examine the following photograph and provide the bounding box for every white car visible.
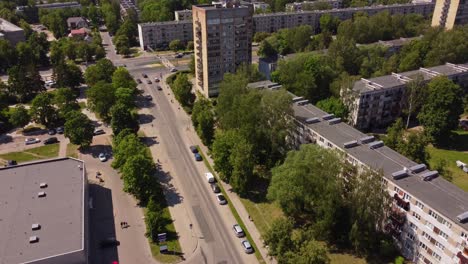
[98,153,107,162]
[233,224,245,237]
[241,240,254,254]
[25,138,40,145]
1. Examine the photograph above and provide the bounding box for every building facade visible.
[0,18,25,45]
[138,21,193,50]
[193,2,253,97]
[175,9,193,21]
[250,81,468,264]
[35,1,82,10]
[252,1,271,12]
[432,0,468,29]
[348,62,468,130]
[285,0,343,11]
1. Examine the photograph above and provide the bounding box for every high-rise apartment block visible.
[432,0,468,29]
[193,1,253,97]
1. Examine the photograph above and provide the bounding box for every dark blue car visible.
[194,153,202,161]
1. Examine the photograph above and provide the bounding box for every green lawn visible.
[79,101,87,109]
[0,144,60,163]
[427,146,468,191]
[148,207,183,263]
[240,194,284,236]
[66,143,80,158]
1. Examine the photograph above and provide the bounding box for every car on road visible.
[194,153,202,161]
[174,53,184,58]
[170,68,178,73]
[142,73,148,78]
[25,138,40,145]
[210,183,220,193]
[56,127,64,134]
[48,128,56,135]
[154,77,160,82]
[233,224,245,237]
[157,86,163,91]
[241,240,254,254]
[94,128,105,135]
[205,172,215,183]
[98,153,107,162]
[216,194,227,205]
[190,145,198,153]
[100,237,120,248]
[147,80,152,84]
[136,79,142,84]
[5,160,17,167]
[144,95,153,101]
[43,137,58,145]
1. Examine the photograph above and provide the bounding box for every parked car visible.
[147,80,152,84]
[100,237,120,248]
[170,68,178,73]
[190,145,198,153]
[136,79,142,84]
[94,128,105,135]
[48,128,56,135]
[56,127,64,134]
[43,137,58,145]
[98,153,107,162]
[205,172,215,183]
[174,53,183,58]
[216,194,227,205]
[154,77,160,82]
[25,138,40,145]
[145,95,153,101]
[211,183,220,193]
[157,86,163,91]
[241,240,254,254]
[142,73,148,78]
[5,160,17,167]
[194,153,202,161]
[233,224,245,237]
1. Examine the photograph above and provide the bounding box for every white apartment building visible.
[249,81,468,264]
[285,0,343,11]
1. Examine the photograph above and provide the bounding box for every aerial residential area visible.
[0,0,467,263]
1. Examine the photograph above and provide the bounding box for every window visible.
[432,252,441,261]
[422,231,431,241]
[416,200,425,210]
[407,233,415,241]
[409,221,418,231]
[439,230,448,240]
[403,193,412,201]
[413,212,421,221]
[428,210,438,220]
[319,137,324,142]
[419,241,429,251]
[435,241,445,250]
[394,186,401,193]
[425,221,434,230]
[327,142,332,148]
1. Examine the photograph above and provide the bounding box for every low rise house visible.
[67,17,88,30]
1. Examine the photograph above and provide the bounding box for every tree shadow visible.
[244,177,270,202]
[81,144,113,158]
[141,136,159,146]
[0,134,13,144]
[138,113,155,124]
[156,170,184,207]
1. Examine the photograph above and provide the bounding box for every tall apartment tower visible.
[431,0,468,29]
[193,1,253,97]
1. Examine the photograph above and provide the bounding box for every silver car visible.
[25,138,40,145]
[233,224,245,237]
[241,240,253,254]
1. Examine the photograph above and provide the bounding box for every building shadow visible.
[89,183,119,264]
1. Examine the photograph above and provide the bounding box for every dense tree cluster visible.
[138,0,210,22]
[169,72,195,108]
[191,95,215,146]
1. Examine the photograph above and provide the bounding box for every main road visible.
[101,33,258,264]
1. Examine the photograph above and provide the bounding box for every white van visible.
[205,172,215,183]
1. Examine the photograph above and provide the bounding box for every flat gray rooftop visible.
[293,102,468,229]
[0,18,23,32]
[0,158,86,264]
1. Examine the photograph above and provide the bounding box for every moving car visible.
[98,153,107,162]
[48,128,56,135]
[190,145,198,153]
[142,73,148,78]
[233,224,245,237]
[170,68,178,73]
[147,80,152,84]
[241,240,254,254]
[100,237,120,248]
[216,194,227,205]
[194,153,202,161]
[154,77,160,82]
[144,95,153,101]
[136,79,142,84]
[94,128,105,135]
[25,138,40,145]
[174,53,183,58]
[43,137,58,145]
[211,183,220,193]
[56,127,64,134]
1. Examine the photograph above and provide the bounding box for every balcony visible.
[457,251,468,264]
[393,193,410,211]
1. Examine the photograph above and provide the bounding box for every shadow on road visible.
[0,134,13,144]
[89,183,119,264]
[156,170,183,207]
[141,136,159,147]
[138,113,155,124]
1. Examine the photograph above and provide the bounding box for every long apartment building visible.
[249,80,468,264]
[193,2,253,97]
[138,2,434,50]
[432,0,468,29]
[348,62,468,130]
[285,0,344,11]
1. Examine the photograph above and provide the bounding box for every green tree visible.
[54,87,80,117]
[8,105,30,128]
[115,87,136,109]
[145,196,165,241]
[172,73,194,107]
[7,65,44,102]
[64,110,95,147]
[169,39,184,52]
[112,133,147,169]
[418,77,463,145]
[383,118,404,149]
[403,74,425,128]
[258,40,278,58]
[320,14,340,33]
[0,39,15,72]
[29,93,58,127]
[84,58,116,86]
[328,36,362,75]
[229,139,254,195]
[263,217,294,257]
[53,60,83,89]
[316,97,348,120]
[110,103,139,136]
[433,158,453,181]
[281,239,330,264]
[192,96,214,146]
[112,67,137,91]
[86,81,116,121]
[211,130,243,182]
[397,131,428,163]
[186,41,194,51]
[253,32,271,43]
[188,55,195,74]
[121,154,155,201]
[114,34,131,56]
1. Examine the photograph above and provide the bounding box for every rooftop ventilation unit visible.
[409,164,426,174]
[359,135,375,144]
[292,96,304,102]
[322,114,334,120]
[328,118,341,125]
[38,192,46,198]
[297,99,309,106]
[29,236,39,243]
[32,223,41,230]
[343,140,358,149]
[392,169,408,180]
[456,211,468,223]
[368,141,384,149]
[305,117,320,124]
[39,183,47,188]
[420,170,438,181]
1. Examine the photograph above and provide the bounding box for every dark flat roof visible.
[0,158,86,264]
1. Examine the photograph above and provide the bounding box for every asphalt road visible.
[101,31,257,263]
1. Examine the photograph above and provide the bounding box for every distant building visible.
[138,20,193,50]
[34,1,82,10]
[258,56,279,80]
[193,1,254,97]
[175,9,193,21]
[120,0,140,18]
[0,18,25,45]
[69,28,91,39]
[67,17,88,30]
[0,158,89,264]
[285,0,343,11]
[431,0,468,29]
[356,36,421,56]
[252,1,270,12]
[347,62,468,130]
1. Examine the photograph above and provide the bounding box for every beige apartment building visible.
[193,1,253,97]
[432,0,468,29]
[138,20,193,50]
